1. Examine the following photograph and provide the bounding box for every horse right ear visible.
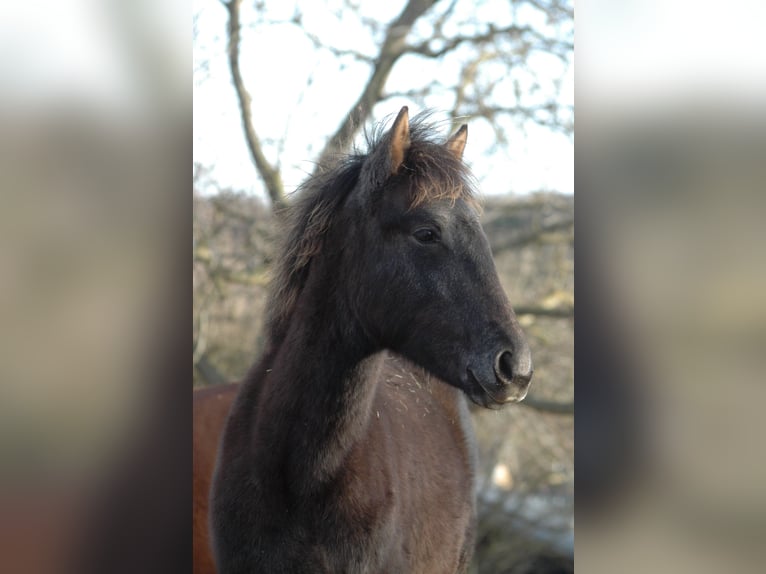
[365,106,411,188]
[445,124,467,159]
[387,106,411,174]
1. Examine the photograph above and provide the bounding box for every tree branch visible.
[513,305,573,318]
[521,395,574,415]
[490,216,574,253]
[222,0,286,210]
[301,27,374,63]
[195,353,229,386]
[407,24,534,58]
[315,0,438,168]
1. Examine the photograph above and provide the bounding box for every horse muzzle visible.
[465,345,533,407]
[492,349,533,403]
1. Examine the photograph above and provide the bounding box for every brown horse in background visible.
[193,108,533,573]
[193,383,237,574]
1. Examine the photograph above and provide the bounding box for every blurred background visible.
[576,1,766,572]
[1,1,190,572]
[193,1,574,572]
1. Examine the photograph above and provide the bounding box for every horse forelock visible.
[405,141,480,212]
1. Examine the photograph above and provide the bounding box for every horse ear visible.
[388,106,411,174]
[445,124,468,159]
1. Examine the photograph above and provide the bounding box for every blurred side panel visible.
[0,1,191,573]
[577,0,766,572]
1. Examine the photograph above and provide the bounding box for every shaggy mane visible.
[265,112,479,344]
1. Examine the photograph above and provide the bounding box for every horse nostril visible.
[495,351,515,385]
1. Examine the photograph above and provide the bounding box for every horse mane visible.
[265,112,479,344]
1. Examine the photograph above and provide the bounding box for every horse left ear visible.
[445,124,468,159]
[388,106,411,174]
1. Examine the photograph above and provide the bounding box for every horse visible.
[194,382,239,574]
[196,107,533,573]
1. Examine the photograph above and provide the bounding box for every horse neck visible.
[254,258,381,490]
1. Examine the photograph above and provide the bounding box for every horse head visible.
[339,107,533,408]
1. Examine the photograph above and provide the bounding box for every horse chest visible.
[305,408,476,572]
[310,483,472,574]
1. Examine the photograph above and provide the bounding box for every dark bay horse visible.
[199,107,533,573]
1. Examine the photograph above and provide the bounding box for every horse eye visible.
[413,228,439,244]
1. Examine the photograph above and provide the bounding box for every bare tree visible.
[221,0,287,209]
[214,0,573,208]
